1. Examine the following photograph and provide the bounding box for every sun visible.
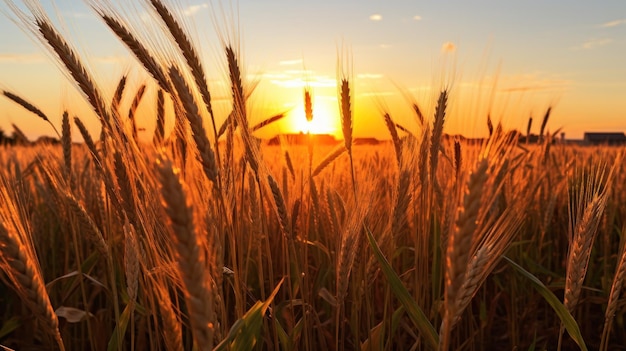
[289,100,339,136]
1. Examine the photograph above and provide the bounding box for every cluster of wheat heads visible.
[1,0,626,350]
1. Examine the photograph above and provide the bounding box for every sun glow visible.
[289,100,339,136]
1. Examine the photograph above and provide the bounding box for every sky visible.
[0,0,625,141]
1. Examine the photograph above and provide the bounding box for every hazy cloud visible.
[183,3,209,17]
[0,53,44,63]
[379,44,392,49]
[279,59,303,66]
[369,14,382,21]
[499,73,572,93]
[600,19,626,28]
[413,15,422,21]
[441,42,456,53]
[264,71,335,88]
[573,38,613,50]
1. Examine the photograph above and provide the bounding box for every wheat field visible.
[1,1,625,350]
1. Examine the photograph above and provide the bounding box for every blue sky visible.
[0,0,625,139]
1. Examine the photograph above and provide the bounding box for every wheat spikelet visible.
[564,193,607,312]
[336,203,367,305]
[111,75,127,112]
[226,45,262,175]
[128,84,146,142]
[2,90,60,138]
[454,139,462,180]
[0,219,64,350]
[149,0,216,125]
[305,88,313,122]
[169,66,218,184]
[73,117,100,165]
[340,79,353,153]
[97,12,169,91]
[123,218,140,303]
[312,145,346,178]
[2,90,50,123]
[268,174,290,238]
[284,150,295,180]
[486,114,494,138]
[251,112,286,132]
[418,123,431,186]
[61,111,72,179]
[383,112,402,166]
[453,244,490,322]
[413,102,424,126]
[114,152,136,219]
[526,116,533,143]
[430,90,448,181]
[154,284,184,351]
[36,18,110,128]
[158,157,214,350]
[540,107,552,142]
[440,158,488,351]
[63,193,109,257]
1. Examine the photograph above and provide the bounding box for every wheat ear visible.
[2,90,60,138]
[312,145,346,178]
[440,158,488,351]
[430,90,448,181]
[158,157,215,350]
[169,66,218,185]
[61,111,72,179]
[36,18,109,127]
[149,0,218,137]
[97,12,169,91]
[383,112,402,166]
[0,220,64,350]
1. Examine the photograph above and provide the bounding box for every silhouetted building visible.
[583,132,626,145]
[354,137,381,145]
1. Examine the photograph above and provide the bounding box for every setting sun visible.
[288,99,339,136]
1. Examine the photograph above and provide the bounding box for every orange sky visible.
[1,0,625,141]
